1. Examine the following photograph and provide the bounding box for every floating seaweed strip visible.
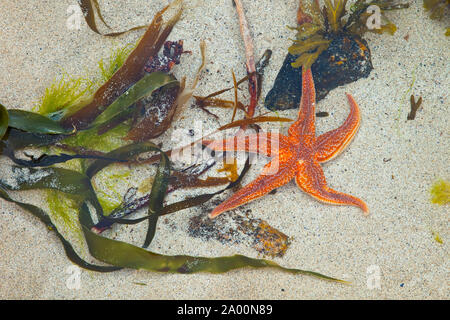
[0,167,100,211]
[141,144,170,248]
[77,0,148,37]
[0,103,8,139]
[1,147,124,168]
[0,105,73,150]
[1,128,65,150]
[0,169,120,272]
[81,216,344,282]
[85,142,165,178]
[79,197,344,281]
[0,187,121,272]
[7,109,72,135]
[61,1,183,129]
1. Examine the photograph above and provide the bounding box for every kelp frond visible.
[430,179,450,205]
[289,0,410,69]
[34,74,94,117]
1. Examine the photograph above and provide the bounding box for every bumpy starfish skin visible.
[205,68,368,218]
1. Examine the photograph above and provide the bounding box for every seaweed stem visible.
[234,0,258,121]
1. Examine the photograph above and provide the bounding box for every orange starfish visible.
[205,68,369,218]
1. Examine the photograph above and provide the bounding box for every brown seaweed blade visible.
[61,1,183,130]
[0,103,9,139]
[124,83,182,142]
[78,0,148,37]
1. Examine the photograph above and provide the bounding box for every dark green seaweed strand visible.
[0,187,120,272]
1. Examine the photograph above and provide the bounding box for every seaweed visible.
[0,0,348,283]
[0,103,9,139]
[61,0,184,129]
[33,74,94,118]
[430,179,450,205]
[77,0,148,37]
[97,43,137,83]
[288,0,409,70]
[423,0,450,35]
[265,0,409,111]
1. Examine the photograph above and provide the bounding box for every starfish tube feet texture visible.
[205,68,368,218]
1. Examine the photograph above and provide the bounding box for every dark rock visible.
[265,33,373,111]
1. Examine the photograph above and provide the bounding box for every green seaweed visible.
[7,109,72,135]
[0,0,351,283]
[94,169,131,215]
[46,190,85,246]
[33,74,94,119]
[98,42,137,83]
[430,179,450,205]
[61,123,130,152]
[0,103,9,139]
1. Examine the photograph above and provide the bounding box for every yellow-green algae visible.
[61,123,130,153]
[46,190,85,247]
[94,168,131,215]
[34,74,94,116]
[430,179,450,205]
[34,41,136,119]
[98,42,137,83]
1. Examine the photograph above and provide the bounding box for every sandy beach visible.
[0,0,448,299]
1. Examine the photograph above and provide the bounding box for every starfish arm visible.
[315,93,361,163]
[288,68,316,143]
[209,158,297,218]
[203,132,288,157]
[295,160,369,215]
